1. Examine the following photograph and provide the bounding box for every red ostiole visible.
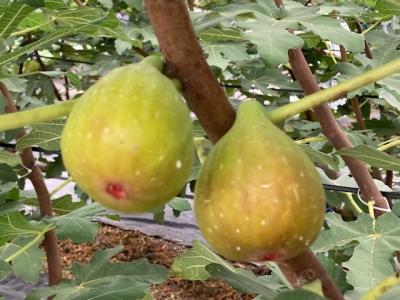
[106,183,127,199]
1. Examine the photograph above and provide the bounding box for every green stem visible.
[361,274,400,300]
[50,177,73,197]
[378,136,400,147]
[4,224,54,263]
[1,57,400,132]
[0,100,77,132]
[267,58,400,123]
[295,136,326,144]
[345,192,363,215]
[10,19,55,37]
[368,201,376,220]
[378,138,400,151]
[361,20,382,36]
[140,54,164,71]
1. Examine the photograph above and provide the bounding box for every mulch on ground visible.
[58,224,270,299]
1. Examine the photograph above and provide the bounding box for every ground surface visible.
[59,224,269,300]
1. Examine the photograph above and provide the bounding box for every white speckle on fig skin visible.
[273,198,279,204]
[260,184,270,189]
[176,160,182,169]
[213,224,219,229]
[219,213,224,218]
[298,236,304,241]
[207,228,213,233]
[300,171,305,178]
[159,155,165,161]
[219,163,224,170]
[245,216,250,222]
[135,170,141,176]
[261,220,267,226]
[257,165,263,170]
[236,246,241,251]
[88,132,92,140]
[293,188,300,203]
[235,228,240,233]
[103,127,110,133]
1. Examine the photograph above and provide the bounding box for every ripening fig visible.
[61,56,193,213]
[194,100,325,262]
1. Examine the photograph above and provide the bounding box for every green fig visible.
[23,60,40,73]
[194,100,325,262]
[61,57,193,213]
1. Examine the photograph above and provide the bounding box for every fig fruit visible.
[23,60,40,73]
[61,57,193,213]
[194,100,325,262]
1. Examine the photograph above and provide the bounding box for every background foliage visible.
[0,0,400,299]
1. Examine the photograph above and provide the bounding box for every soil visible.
[58,224,270,300]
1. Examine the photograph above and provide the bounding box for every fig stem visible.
[360,274,400,300]
[49,177,73,197]
[0,99,76,132]
[0,57,399,132]
[267,57,400,123]
[378,138,400,151]
[344,192,363,215]
[140,54,164,71]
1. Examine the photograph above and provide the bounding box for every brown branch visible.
[144,1,342,300]
[0,82,62,286]
[64,75,70,100]
[276,0,387,298]
[350,25,383,181]
[350,97,383,180]
[355,21,373,59]
[144,0,235,144]
[280,249,344,295]
[187,0,194,10]
[288,49,388,214]
[351,97,366,130]
[339,45,347,62]
[34,52,63,101]
[385,170,393,188]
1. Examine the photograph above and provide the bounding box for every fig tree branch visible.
[33,51,63,101]
[144,0,236,144]
[266,57,400,123]
[274,0,389,215]
[341,35,382,182]
[144,1,342,299]
[0,82,62,286]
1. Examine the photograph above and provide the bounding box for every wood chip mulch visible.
[57,224,270,299]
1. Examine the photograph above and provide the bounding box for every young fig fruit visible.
[61,56,193,213]
[194,100,326,262]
